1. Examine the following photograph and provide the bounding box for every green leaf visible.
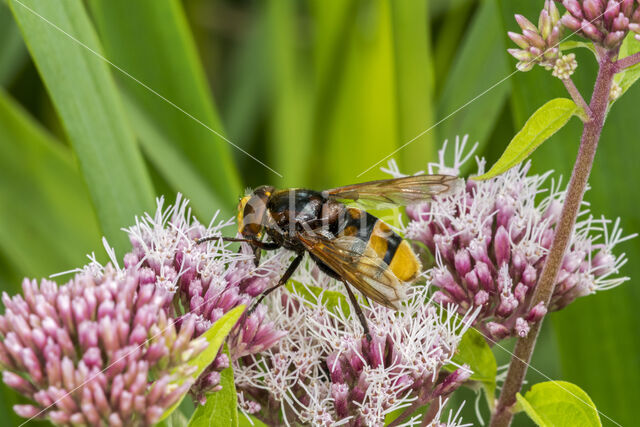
[265,0,313,187]
[88,0,242,207]
[122,93,225,219]
[159,305,246,422]
[390,0,437,172]
[449,328,497,384]
[9,0,155,252]
[313,0,400,187]
[559,40,597,57]
[475,98,580,180]
[437,0,510,168]
[444,327,497,410]
[613,33,640,103]
[238,414,267,427]
[0,2,27,86]
[515,381,601,427]
[0,89,102,281]
[286,280,350,317]
[157,409,189,427]
[188,346,239,427]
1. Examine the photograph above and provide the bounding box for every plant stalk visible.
[562,77,591,118]
[615,50,640,70]
[489,52,617,427]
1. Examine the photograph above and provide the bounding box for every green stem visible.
[489,51,617,427]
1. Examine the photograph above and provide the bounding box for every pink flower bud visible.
[494,226,511,267]
[526,301,548,323]
[454,250,472,276]
[487,322,510,340]
[515,317,530,337]
[508,31,531,49]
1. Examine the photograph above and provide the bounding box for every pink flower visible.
[385,137,635,341]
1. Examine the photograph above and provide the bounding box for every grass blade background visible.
[88,0,242,206]
[0,90,102,287]
[437,0,510,170]
[390,0,437,173]
[265,0,313,187]
[0,3,27,86]
[499,1,640,424]
[9,0,155,252]
[122,94,227,218]
[315,0,399,187]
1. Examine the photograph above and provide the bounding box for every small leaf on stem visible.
[474,98,580,180]
[158,306,246,422]
[515,381,602,427]
[188,346,239,427]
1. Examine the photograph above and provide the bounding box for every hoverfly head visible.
[237,185,274,240]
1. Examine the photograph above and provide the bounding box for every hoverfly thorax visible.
[237,185,275,240]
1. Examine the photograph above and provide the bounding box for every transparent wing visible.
[297,232,407,309]
[322,174,462,208]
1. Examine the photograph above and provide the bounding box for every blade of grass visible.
[88,0,242,206]
[437,0,510,172]
[390,0,437,172]
[0,89,102,284]
[0,3,27,87]
[122,93,227,218]
[499,2,640,425]
[265,0,313,187]
[317,0,399,187]
[222,11,270,186]
[9,0,155,252]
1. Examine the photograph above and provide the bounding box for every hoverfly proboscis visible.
[198,174,462,339]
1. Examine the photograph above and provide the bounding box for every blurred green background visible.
[0,0,637,425]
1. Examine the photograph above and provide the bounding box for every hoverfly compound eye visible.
[237,195,252,233]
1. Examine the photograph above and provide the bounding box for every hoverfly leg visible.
[248,253,304,315]
[343,282,372,341]
[197,235,280,251]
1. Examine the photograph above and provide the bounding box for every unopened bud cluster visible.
[559,0,640,48]
[0,267,206,425]
[385,138,633,342]
[508,1,563,71]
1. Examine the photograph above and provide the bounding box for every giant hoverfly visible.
[199,175,461,338]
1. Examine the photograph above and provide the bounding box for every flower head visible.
[0,265,206,425]
[234,259,477,426]
[122,195,286,402]
[385,137,635,341]
[508,1,563,71]
[558,0,640,47]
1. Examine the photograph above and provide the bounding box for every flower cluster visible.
[385,137,634,341]
[234,259,476,427]
[559,0,640,48]
[0,195,290,425]
[0,265,206,425]
[122,195,286,403]
[508,1,563,71]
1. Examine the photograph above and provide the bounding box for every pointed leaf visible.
[475,98,579,180]
[0,90,102,280]
[613,33,640,103]
[515,381,601,427]
[286,280,350,317]
[159,305,245,422]
[437,0,510,163]
[188,346,239,427]
[9,0,155,252]
[88,0,242,205]
[0,3,27,86]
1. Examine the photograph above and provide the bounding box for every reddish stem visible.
[615,51,640,71]
[489,51,617,427]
